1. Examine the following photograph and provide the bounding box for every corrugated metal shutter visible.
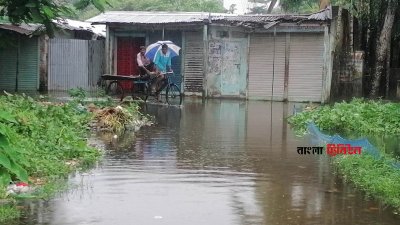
[183,31,203,93]
[288,33,324,102]
[0,41,17,91]
[18,37,39,91]
[248,33,285,100]
[48,39,89,91]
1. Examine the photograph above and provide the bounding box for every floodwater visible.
[17,99,399,225]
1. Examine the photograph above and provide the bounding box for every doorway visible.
[117,37,145,91]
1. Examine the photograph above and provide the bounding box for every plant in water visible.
[68,87,87,103]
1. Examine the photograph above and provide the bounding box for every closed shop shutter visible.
[248,33,285,100]
[183,31,203,93]
[288,33,324,102]
[18,37,39,91]
[0,42,17,91]
[0,36,39,92]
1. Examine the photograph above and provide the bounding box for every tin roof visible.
[0,19,105,37]
[53,19,106,37]
[86,11,232,24]
[0,23,43,35]
[87,7,331,25]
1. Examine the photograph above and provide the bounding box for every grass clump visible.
[0,205,20,222]
[90,102,151,132]
[0,92,151,220]
[334,154,400,209]
[288,98,400,210]
[288,98,400,135]
[0,93,102,219]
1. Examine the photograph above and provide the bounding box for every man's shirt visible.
[137,52,150,67]
[154,51,171,73]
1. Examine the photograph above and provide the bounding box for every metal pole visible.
[270,28,277,145]
[271,27,276,101]
[162,26,165,40]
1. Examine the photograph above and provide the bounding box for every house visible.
[0,19,106,93]
[88,8,335,102]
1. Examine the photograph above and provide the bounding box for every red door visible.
[117,37,145,91]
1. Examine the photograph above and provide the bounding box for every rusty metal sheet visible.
[0,24,42,35]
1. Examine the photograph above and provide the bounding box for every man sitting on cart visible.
[136,46,157,92]
[137,46,154,75]
[153,44,173,101]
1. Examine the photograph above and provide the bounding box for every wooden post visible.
[322,23,333,103]
[105,26,110,74]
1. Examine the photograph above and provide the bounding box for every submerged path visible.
[17,99,399,225]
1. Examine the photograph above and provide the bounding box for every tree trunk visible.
[386,36,391,98]
[267,0,278,13]
[370,0,397,98]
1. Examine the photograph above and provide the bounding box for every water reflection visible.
[16,99,399,225]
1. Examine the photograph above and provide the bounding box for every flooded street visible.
[18,99,399,225]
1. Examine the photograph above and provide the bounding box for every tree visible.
[370,0,398,98]
[279,0,320,13]
[0,0,107,37]
[73,0,226,20]
[228,4,237,14]
[267,0,278,13]
[247,0,277,14]
[249,6,268,14]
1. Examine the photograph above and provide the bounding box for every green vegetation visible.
[334,154,400,209]
[0,205,20,222]
[0,92,148,220]
[0,93,99,187]
[73,0,226,20]
[0,0,107,37]
[288,99,400,136]
[288,98,400,210]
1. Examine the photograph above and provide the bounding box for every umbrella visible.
[145,40,181,61]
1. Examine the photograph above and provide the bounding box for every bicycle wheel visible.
[97,78,108,97]
[106,81,124,101]
[166,83,182,106]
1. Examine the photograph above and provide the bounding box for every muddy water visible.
[18,99,399,225]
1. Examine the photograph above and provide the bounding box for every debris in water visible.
[6,182,34,195]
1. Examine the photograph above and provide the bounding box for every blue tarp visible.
[307,122,400,169]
